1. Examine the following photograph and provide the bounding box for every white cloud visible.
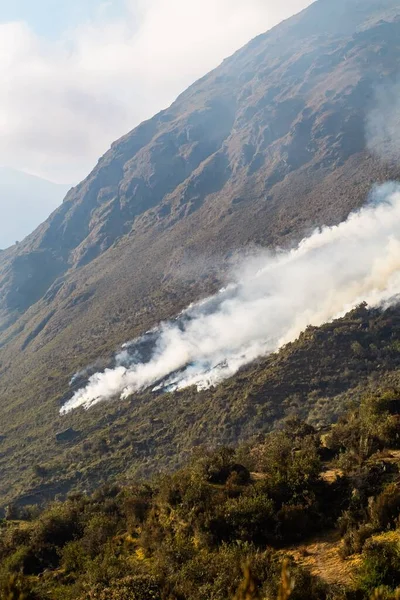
[0,0,312,183]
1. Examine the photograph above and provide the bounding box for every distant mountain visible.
[0,167,70,249]
[0,0,399,506]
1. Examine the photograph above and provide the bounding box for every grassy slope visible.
[2,303,400,511]
[0,0,400,506]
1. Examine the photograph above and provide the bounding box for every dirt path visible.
[282,530,360,586]
[260,449,400,585]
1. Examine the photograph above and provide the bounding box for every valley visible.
[0,0,399,558]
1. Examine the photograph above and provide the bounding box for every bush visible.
[252,431,321,493]
[326,391,400,469]
[60,540,88,575]
[30,502,82,549]
[84,575,161,600]
[214,493,275,544]
[195,447,250,485]
[289,564,330,600]
[80,514,120,559]
[339,524,375,558]
[358,540,400,592]
[123,485,153,530]
[1,546,31,574]
[276,504,314,543]
[0,573,37,600]
[370,484,400,530]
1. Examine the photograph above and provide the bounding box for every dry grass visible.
[368,529,400,546]
[233,560,294,600]
[277,560,294,600]
[320,467,343,484]
[281,530,361,586]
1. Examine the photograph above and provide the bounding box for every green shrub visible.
[358,540,400,592]
[339,524,375,558]
[1,546,31,574]
[0,573,37,600]
[30,502,82,549]
[60,540,89,575]
[195,447,250,485]
[80,514,120,559]
[83,575,161,600]
[252,431,321,493]
[122,485,153,530]
[370,485,400,531]
[215,493,275,544]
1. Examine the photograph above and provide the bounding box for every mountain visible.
[0,0,400,507]
[0,167,70,250]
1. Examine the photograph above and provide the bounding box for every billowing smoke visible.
[61,182,400,414]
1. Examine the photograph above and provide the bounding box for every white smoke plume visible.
[61,182,400,414]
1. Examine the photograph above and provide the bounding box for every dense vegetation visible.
[2,389,400,599]
[3,303,400,512]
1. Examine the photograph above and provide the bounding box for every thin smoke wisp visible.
[61,183,400,414]
[367,80,400,163]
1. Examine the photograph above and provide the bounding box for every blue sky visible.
[0,0,125,38]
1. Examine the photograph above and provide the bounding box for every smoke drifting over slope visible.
[61,183,400,414]
[367,81,400,163]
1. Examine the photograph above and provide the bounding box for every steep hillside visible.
[0,0,400,505]
[2,302,400,510]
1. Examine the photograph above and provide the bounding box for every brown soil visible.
[282,530,361,586]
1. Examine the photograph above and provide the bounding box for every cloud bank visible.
[61,182,400,414]
[0,0,312,183]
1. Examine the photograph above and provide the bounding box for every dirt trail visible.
[260,449,400,585]
[282,530,361,586]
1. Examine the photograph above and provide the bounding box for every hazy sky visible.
[0,0,313,184]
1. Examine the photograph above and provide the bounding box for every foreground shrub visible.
[358,540,400,593]
[81,575,161,600]
[0,573,37,600]
[370,485,400,531]
[218,493,275,544]
[339,523,376,558]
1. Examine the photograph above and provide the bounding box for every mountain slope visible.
[3,302,400,511]
[1,0,399,322]
[0,0,400,505]
[0,168,70,250]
